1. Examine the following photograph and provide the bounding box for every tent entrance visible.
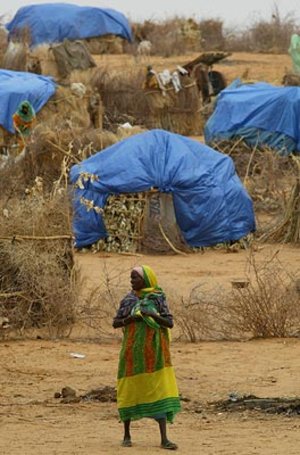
[94,191,187,254]
[142,191,187,253]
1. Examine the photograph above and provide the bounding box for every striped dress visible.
[114,291,181,423]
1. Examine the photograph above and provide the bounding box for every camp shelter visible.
[92,66,203,136]
[70,129,255,250]
[49,40,96,79]
[0,69,96,159]
[205,80,300,156]
[2,38,96,81]
[6,3,132,48]
[0,69,56,134]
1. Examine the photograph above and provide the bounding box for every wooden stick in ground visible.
[158,222,188,256]
[244,142,258,183]
[228,137,244,156]
[0,235,73,241]
[0,291,26,298]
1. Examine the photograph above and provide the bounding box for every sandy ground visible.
[2,337,300,454]
[1,244,300,454]
[76,243,299,298]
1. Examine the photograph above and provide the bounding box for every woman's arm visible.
[112,315,133,329]
[112,314,141,329]
[112,292,139,329]
[140,309,174,329]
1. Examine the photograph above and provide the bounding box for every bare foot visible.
[122,438,132,447]
[161,440,178,450]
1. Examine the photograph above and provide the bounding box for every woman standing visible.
[113,265,180,450]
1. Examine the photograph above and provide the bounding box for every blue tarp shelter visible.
[205,80,300,156]
[70,130,255,248]
[0,70,56,133]
[6,3,132,47]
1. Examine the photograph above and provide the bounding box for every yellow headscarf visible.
[132,265,162,297]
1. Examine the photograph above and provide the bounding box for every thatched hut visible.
[92,66,203,135]
[143,68,202,135]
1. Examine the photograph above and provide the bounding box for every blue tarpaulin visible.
[0,70,56,133]
[6,3,132,47]
[205,80,300,155]
[70,130,255,248]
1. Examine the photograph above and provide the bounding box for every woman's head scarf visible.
[131,265,164,329]
[16,101,35,122]
[132,265,162,297]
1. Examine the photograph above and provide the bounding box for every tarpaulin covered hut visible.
[0,69,56,133]
[6,3,132,47]
[205,80,300,156]
[70,129,255,250]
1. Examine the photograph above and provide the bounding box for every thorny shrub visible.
[173,284,226,342]
[130,4,298,55]
[224,252,300,338]
[174,251,300,341]
[77,261,132,339]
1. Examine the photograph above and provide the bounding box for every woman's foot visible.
[122,438,132,447]
[161,440,178,450]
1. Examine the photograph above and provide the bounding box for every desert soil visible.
[1,244,300,455]
[1,52,299,454]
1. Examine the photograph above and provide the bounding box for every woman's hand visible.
[140,309,157,318]
[113,315,135,328]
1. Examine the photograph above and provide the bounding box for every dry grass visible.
[84,35,124,54]
[2,41,27,71]
[92,51,291,89]
[211,139,297,223]
[132,18,202,57]
[0,183,80,338]
[259,158,300,244]
[37,85,91,129]
[132,11,297,54]
[0,26,8,66]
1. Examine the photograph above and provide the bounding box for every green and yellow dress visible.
[115,266,181,423]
